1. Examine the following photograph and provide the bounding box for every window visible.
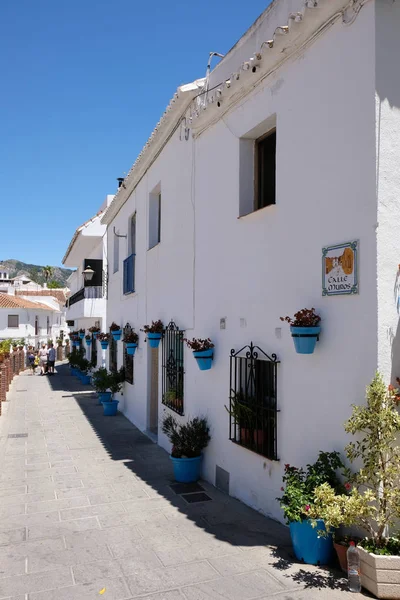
[162,320,184,415]
[8,315,19,328]
[256,129,276,210]
[109,329,117,373]
[113,233,119,273]
[149,187,161,249]
[91,333,97,368]
[35,316,39,336]
[228,342,279,460]
[47,316,50,335]
[123,323,134,385]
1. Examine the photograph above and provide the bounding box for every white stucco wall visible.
[0,308,60,345]
[102,0,400,523]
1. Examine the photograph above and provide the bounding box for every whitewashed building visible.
[62,196,113,365]
[97,0,400,522]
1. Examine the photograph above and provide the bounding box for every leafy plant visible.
[110,322,121,331]
[88,325,100,333]
[225,390,257,429]
[42,265,53,283]
[79,328,85,334]
[108,368,124,395]
[184,337,214,351]
[280,308,321,328]
[85,335,91,341]
[309,373,400,552]
[67,347,85,369]
[161,414,210,458]
[47,280,62,288]
[91,368,110,393]
[77,357,91,374]
[97,332,110,341]
[123,330,139,344]
[141,320,164,334]
[277,451,344,524]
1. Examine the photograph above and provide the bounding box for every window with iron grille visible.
[91,334,97,368]
[123,323,134,385]
[162,320,184,415]
[228,342,279,460]
[8,315,19,328]
[46,316,50,335]
[109,329,118,373]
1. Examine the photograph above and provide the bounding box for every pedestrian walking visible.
[38,344,48,375]
[27,349,36,375]
[47,343,56,375]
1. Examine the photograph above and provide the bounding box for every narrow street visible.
[0,365,365,600]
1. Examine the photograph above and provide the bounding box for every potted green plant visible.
[123,330,139,355]
[77,357,91,384]
[101,368,124,416]
[225,390,258,446]
[57,338,63,347]
[164,383,184,413]
[85,334,92,346]
[91,367,111,404]
[277,451,344,566]
[161,414,210,483]
[97,332,110,350]
[309,373,400,598]
[280,308,321,354]
[79,328,85,340]
[88,325,100,340]
[110,322,122,341]
[184,337,214,371]
[141,320,164,348]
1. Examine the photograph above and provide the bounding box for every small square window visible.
[8,315,19,328]
[256,129,276,210]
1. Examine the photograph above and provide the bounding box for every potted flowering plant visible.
[141,320,164,348]
[277,451,344,566]
[309,373,400,598]
[91,367,111,404]
[123,330,139,356]
[184,337,214,371]
[280,308,321,354]
[97,332,110,350]
[161,414,210,483]
[85,334,92,346]
[101,368,124,416]
[110,322,122,341]
[79,328,85,340]
[88,325,100,340]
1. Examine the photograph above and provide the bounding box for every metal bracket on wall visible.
[113,227,127,238]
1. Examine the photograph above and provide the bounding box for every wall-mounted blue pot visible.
[290,327,320,354]
[85,339,92,346]
[79,332,85,339]
[126,342,138,356]
[111,330,122,341]
[100,341,109,350]
[193,349,214,370]
[147,333,162,348]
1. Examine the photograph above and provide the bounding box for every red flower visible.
[344,482,351,491]
[284,464,290,469]
[304,504,311,512]
[281,487,284,491]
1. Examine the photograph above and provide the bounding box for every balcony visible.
[66,286,106,321]
[123,254,135,295]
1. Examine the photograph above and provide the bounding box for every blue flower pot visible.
[111,330,122,341]
[102,399,119,416]
[289,519,334,565]
[193,349,214,371]
[92,332,98,340]
[147,333,162,348]
[81,374,91,385]
[100,341,109,350]
[290,327,321,354]
[72,341,79,348]
[97,391,112,405]
[79,332,85,339]
[85,339,92,346]
[126,342,137,356]
[71,367,78,376]
[170,455,202,483]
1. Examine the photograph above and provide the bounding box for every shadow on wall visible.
[46,364,349,591]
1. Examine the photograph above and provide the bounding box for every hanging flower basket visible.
[111,330,122,341]
[100,340,109,350]
[92,332,98,340]
[147,333,162,348]
[184,338,215,371]
[126,342,138,356]
[85,337,92,346]
[79,331,85,339]
[281,308,321,355]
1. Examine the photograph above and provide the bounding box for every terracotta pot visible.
[240,428,252,445]
[334,542,348,573]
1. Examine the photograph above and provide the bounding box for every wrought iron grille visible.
[109,328,118,373]
[123,323,134,385]
[228,342,279,461]
[91,334,97,368]
[162,320,184,415]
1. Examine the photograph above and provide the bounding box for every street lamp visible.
[82,265,95,283]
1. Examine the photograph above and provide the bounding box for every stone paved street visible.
[0,364,368,600]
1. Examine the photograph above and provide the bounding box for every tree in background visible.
[42,266,54,283]
[47,280,63,289]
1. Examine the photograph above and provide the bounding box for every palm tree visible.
[42,266,54,283]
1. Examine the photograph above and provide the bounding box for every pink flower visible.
[345,482,351,491]
[281,487,284,491]
[304,504,310,512]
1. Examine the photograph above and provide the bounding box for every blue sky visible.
[1,0,270,268]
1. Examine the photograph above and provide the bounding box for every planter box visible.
[359,546,400,599]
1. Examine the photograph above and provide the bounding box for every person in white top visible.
[47,343,56,375]
[38,345,48,376]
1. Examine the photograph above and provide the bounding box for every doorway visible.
[148,347,159,435]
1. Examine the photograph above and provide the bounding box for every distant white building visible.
[62,196,113,365]
[70,0,400,523]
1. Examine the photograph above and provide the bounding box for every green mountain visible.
[1,259,73,288]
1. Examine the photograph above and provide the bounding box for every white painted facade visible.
[97,0,400,523]
[0,303,62,347]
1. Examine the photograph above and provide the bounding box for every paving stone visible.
[125,561,219,597]
[60,502,127,521]
[28,543,112,573]
[28,516,101,540]
[181,569,285,600]
[26,496,89,514]
[0,527,26,546]
[156,539,243,567]
[0,486,27,498]
[72,559,124,583]
[0,566,73,597]
[29,577,132,600]
[1,491,56,506]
